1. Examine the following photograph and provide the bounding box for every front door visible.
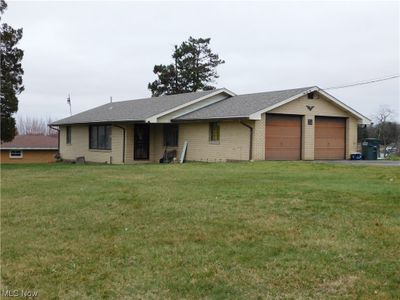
[134,124,150,160]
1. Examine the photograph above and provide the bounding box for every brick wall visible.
[148,121,251,162]
[60,125,130,164]
[60,121,252,164]
[1,150,57,163]
[251,114,265,160]
[255,93,359,160]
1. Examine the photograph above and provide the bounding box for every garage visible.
[265,114,302,160]
[315,117,346,160]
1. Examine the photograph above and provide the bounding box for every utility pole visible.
[67,94,72,116]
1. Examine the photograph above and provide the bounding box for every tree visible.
[0,0,24,142]
[148,64,180,96]
[357,124,369,143]
[17,116,57,136]
[373,106,398,147]
[148,37,225,97]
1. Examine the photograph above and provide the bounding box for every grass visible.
[1,162,399,299]
[387,153,400,161]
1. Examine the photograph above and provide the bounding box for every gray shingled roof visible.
[0,135,58,150]
[51,87,315,125]
[175,87,314,120]
[51,89,222,125]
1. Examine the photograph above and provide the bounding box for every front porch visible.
[112,120,253,164]
[114,123,181,164]
[59,121,254,164]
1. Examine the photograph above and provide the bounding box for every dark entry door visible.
[134,124,150,160]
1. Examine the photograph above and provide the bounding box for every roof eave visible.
[172,116,250,122]
[317,89,372,124]
[50,119,147,126]
[1,147,58,150]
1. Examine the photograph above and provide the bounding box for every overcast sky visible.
[4,1,400,122]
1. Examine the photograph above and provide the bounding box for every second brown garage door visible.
[265,114,302,160]
[315,117,346,160]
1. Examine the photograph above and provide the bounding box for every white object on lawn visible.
[180,141,188,163]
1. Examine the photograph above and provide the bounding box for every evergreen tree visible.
[0,0,24,142]
[148,37,224,97]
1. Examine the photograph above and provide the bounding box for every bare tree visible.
[373,106,395,124]
[45,116,57,136]
[372,106,398,148]
[17,116,57,136]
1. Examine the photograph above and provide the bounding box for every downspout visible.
[48,125,60,151]
[240,121,253,161]
[113,125,126,163]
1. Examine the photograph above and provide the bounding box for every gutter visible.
[1,148,58,150]
[240,121,253,161]
[113,125,126,163]
[50,120,146,126]
[171,116,249,123]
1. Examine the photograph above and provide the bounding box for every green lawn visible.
[387,153,400,161]
[1,162,399,299]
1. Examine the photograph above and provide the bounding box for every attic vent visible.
[307,92,319,99]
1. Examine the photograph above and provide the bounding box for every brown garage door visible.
[315,117,346,160]
[265,114,302,160]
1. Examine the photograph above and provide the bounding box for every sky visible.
[3,0,400,122]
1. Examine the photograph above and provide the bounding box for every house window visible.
[66,126,72,144]
[89,125,112,150]
[163,124,178,147]
[209,122,220,143]
[9,150,23,158]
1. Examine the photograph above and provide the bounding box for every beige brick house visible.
[51,87,370,164]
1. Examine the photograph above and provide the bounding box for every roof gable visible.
[175,87,313,121]
[248,87,370,123]
[176,86,370,124]
[145,88,235,122]
[316,89,371,124]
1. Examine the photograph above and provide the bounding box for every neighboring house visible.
[50,86,370,164]
[0,135,58,163]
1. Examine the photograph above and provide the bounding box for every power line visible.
[323,74,399,90]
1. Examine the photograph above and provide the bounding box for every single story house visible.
[0,135,58,163]
[50,86,370,164]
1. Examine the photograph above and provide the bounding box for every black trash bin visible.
[361,138,380,160]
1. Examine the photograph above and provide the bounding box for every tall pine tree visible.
[0,0,24,142]
[148,37,224,97]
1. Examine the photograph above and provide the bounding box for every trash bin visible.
[361,138,380,160]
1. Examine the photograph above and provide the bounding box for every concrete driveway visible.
[314,160,400,167]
